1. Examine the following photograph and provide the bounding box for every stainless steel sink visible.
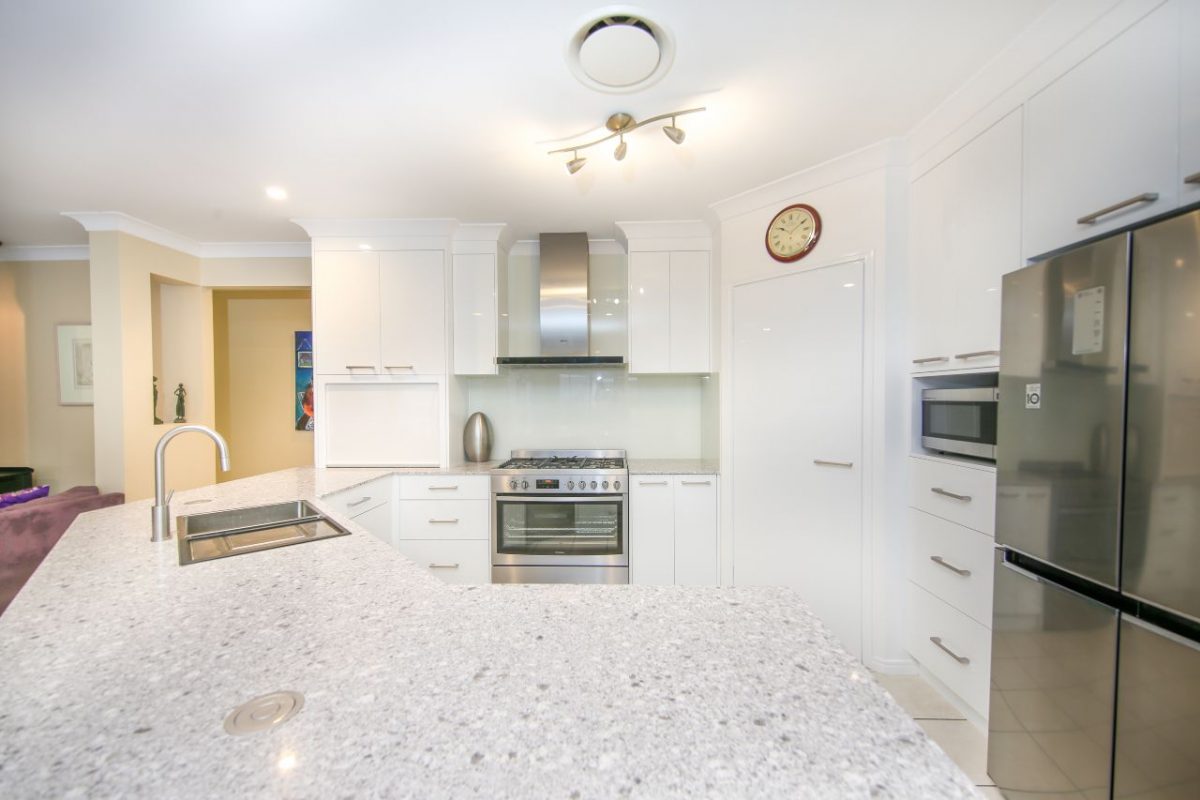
[177,500,350,565]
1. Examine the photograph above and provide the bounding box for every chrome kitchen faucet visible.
[151,425,231,542]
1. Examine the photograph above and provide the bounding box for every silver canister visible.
[463,411,492,463]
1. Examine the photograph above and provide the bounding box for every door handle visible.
[428,518,460,524]
[912,356,949,365]
[813,459,854,468]
[428,485,459,491]
[344,365,376,370]
[1184,171,1200,185]
[385,364,414,370]
[931,487,972,502]
[954,350,1000,360]
[346,496,372,508]
[679,480,712,486]
[1077,193,1158,225]
[930,555,971,577]
[428,562,460,569]
[638,480,669,486]
[929,636,970,665]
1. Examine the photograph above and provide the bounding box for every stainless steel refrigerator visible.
[989,208,1200,799]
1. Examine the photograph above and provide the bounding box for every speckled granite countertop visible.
[0,467,977,799]
[627,459,720,475]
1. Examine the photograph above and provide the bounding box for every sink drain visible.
[223,690,304,736]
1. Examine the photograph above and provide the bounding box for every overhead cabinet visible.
[317,380,443,467]
[312,249,446,375]
[628,250,711,373]
[909,108,1022,373]
[1022,0,1181,259]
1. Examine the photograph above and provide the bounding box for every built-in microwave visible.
[921,387,999,460]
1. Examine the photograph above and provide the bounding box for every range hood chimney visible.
[497,232,623,366]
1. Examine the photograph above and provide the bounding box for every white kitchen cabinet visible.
[318,380,442,467]
[394,539,490,584]
[379,250,446,375]
[1182,0,1200,204]
[629,250,711,374]
[350,501,394,545]
[673,476,718,586]
[909,455,997,537]
[629,477,674,585]
[452,252,498,375]
[906,581,991,718]
[1023,1,1180,259]
[909,108,1022,372]
[312,251,381,375]
[397,499,488,541]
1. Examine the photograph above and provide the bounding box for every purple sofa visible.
[0,486,124,616]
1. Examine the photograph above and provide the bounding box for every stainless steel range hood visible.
[497,232,624,366]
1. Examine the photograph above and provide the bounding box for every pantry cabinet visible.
[629,474,718,586]
[909,109,1022,373]
[1022,0,1180,259]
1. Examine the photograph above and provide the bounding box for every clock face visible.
[765,204,821,262]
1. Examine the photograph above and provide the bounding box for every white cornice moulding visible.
[508,239,625,257]
[197,242,311,259]
[61,211,311,260]
[0,244,90,262]
[290,218,458,239]
[454,223,513,252]
[614,221,713,253]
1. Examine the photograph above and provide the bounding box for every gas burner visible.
[493,449,628,497]
[497,454,626,471]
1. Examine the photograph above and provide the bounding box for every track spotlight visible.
[614,135,627,161]
[566,150,587,174]
[547,107,704,173]
[663,116,686,144]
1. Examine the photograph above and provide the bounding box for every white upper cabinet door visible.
[1023,1,1180,259]
[452,252,497,375]
[1181,0,1200,203]
[312,250,380,375]
[668,251,711,373]
[321,381,442,466]
[909,157,951,371]
[628,251,671,373]
[629,476,674,585]
[941,108,1023,371]
[673,476,718,586]
[379,250,446,375]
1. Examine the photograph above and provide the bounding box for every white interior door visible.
[732,261,864,657]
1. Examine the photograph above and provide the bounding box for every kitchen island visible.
[0,467,978,799]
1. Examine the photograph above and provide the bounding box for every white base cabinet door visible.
[629,477,674,585]
[395,540,489,584]
[673,477,717,585]
[319,380,442,467]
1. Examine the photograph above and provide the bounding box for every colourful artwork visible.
[295,331,314,431]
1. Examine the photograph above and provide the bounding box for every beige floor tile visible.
[919,718,992,785]
[873,672,966,720]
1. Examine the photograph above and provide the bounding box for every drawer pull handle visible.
[345,365,376,370]
[930,555,971,577]
[930,636,970,665]
[680,480,712,486]
[1077,192,1158,225]
[428,518,460,524]
[347,496,372,508]
[385,364,414,369]
[814,459,854,468]
[954,350,1000,360]
[912,356,949,365]
[428,562,460,569]
[931,487,972,502]
[638,480,669,486]
[428,485,459,491]
[1185,171,1200,185]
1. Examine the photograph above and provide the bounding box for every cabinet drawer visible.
[910,457,996,536]
[398,500,488,540]
[908,509,994,626]
[906,582,991,717]
[323,478,391,519]
[399,475,489,500]
[395,539,490,584]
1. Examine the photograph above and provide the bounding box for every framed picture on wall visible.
[56,323,93,405]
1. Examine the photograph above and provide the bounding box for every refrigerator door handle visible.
[999,557,1044,585]
[1122,614,1200,653]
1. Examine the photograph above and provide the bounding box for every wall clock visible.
[765,203,822,262]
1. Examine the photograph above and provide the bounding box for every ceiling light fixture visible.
[549,108,704,173]
[264,186,288,201]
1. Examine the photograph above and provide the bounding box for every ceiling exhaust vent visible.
[567,9,675,94]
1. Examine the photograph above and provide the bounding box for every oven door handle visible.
[495,494,623,504]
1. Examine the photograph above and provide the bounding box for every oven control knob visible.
[602,481,609,490]
[590,480,597,490]
[521,480,529,490]
[578,483,586,491]
[508,480,517,490]
[614,480,621,490]
[568,480,574,490]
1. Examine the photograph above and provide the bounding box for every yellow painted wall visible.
[212,290,314,481]
[0,261,95,489]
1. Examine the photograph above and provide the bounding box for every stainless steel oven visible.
[490,449,629,584]
[921,386,999,460]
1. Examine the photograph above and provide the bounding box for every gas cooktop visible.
[492,450,628,495]
[496,449,626,472]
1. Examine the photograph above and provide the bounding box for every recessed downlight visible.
[567,9,675,94]
[264,186,288,201]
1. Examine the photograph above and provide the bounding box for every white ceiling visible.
[0,0,1055,247]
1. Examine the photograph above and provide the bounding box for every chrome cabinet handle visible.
[1077,192,1158,225]
[345,364,376,370]
[680,480,712,485]
[638,480,669,486]
[912,356,949,365]
[385,364,414,369]
[930,555,971,577]
[347,496,372,508]
[428,518,459,524]
[930,636,970,665]
[931,487,972,502]
[1185,171,1200,185]
[814,459,854,468]
[428,485,458,491]
[954,350,1000,360]
[428,562,460,569]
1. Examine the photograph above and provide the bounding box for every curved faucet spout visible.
[152,425,231,542]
